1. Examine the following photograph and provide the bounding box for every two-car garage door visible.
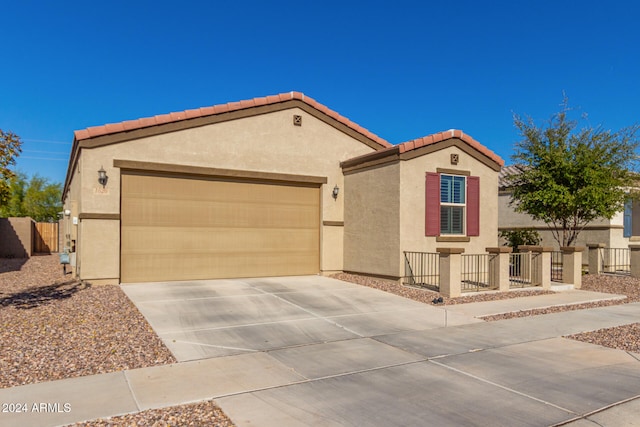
[120,172,320,283]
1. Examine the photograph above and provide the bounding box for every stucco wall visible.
[400,146,499,257]
[79,219,119,281]
[321,224,344,273]
[67,107,376,280]
[62,159,82,275]
[344,163,400,278]
[498,192,617,229]
[0,217,34,258]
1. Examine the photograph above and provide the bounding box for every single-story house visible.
[498,165,638,249]
[61,92,503,284]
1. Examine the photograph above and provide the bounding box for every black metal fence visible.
[461,254,493,292]
[508,251,543,288]
[551,251,563,282]
[403,251,439,290]
[600,248,630,275]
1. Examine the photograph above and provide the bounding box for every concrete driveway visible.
[121,275,481,362]
[119,276,640,427]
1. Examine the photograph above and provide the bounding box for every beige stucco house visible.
[62,92,503,284]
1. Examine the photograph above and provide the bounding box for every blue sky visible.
[2,1,638,185]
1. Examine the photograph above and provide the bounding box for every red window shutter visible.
[425,172,440,236]
[467,176,480,236]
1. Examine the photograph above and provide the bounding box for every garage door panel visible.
[121,227,320,254]
[123,174,318,203]
[121,172,321,282]
[122,198,319,228]
[121,252,318,283]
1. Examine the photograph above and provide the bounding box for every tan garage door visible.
[121,172,320,283]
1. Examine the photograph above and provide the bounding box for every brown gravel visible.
[566,323,640,353]
[68,400,235,427]
[331,272,555,306]
[0,255,176,389]
[0,255,234,427]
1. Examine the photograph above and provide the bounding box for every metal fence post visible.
[587,243,605,275]
[437,248,464,298]
[561,246,585,288]
[486,247,511,292]
[629,245,640,278]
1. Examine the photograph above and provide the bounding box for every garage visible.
[120,171,321,283]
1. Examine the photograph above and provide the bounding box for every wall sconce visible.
[332,185,340,200]
[98,166,108,187]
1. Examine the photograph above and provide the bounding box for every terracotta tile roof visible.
[73,91,392,149]
[342,129,504,169]
[396,129,504,167]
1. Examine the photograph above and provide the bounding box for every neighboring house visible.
[61,92,503,284]
[498,165,636,249]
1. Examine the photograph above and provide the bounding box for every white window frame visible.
[440,174,466,235]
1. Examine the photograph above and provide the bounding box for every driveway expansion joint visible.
[249,283,365,338]
[428,359,578,416]
[627,351,640,362]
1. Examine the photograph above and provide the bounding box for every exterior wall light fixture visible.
[332,185,340,199]
[98,167,108,187]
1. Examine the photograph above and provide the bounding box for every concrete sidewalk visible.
[1,295,638,426]
[443,289,626,318]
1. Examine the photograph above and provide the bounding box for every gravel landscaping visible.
[0,255,234,427]
[2,257,638,426]
[330,272,555,305]
[68,400,234,427]
[0,255,176,389]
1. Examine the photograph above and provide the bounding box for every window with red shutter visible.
[425,172,480,237]
[467,176,480,236]
[425,172,440,236]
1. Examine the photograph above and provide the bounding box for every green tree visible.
[499,229,542,252]
[509,99,640,247]
[0,130,22,205]
[0,171,28,218]
[0,172,62,222]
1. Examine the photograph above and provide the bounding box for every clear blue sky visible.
[2,0,638,185]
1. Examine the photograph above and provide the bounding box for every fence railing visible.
[403,251,439,290]
[461,254,493,292]
[403,245,640,297]
[508,251,543,288]
[600,248,630,275]
[551,251,563,282]
[509,252,531,287]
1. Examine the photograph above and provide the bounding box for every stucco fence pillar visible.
[436,248,465,298]
[515,246,552,290]
[561,246,585,289]
[486,247,511,292]
[629,245,640,278]
[587,243,606,275]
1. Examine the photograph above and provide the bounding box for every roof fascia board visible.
[399,138,502,172]
[63,99,387,197]
[78,100,387,151]
[340,146,400,170]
